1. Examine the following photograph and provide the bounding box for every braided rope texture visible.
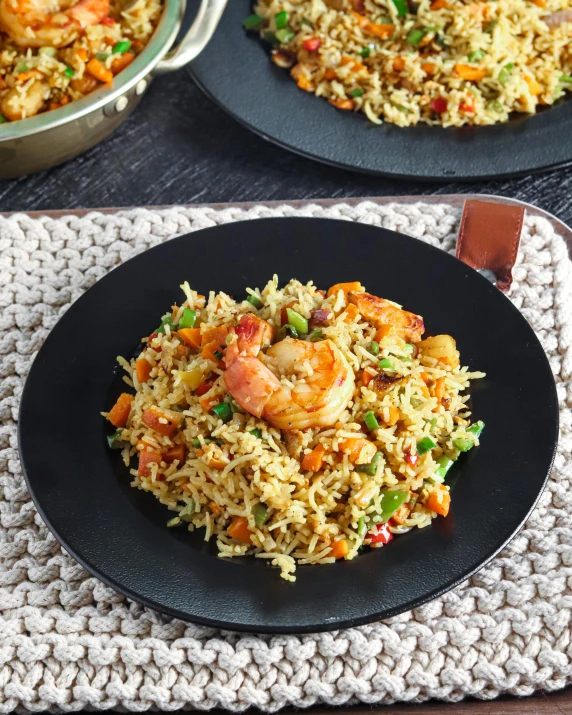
[0,201,571,712]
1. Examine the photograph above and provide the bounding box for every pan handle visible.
[153,0,228,75]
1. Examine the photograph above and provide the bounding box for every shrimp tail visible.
[224,356,281,417]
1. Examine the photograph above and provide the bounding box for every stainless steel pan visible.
[0,0,228,179]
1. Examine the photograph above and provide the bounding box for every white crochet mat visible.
[1,200,571,713]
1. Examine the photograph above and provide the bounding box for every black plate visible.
[188,1,572,181]
[18,218,558,633]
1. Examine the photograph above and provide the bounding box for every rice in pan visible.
[104,277,485,581]
[246,0,572,127]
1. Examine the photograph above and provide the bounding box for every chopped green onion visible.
[228,398,240,413]
[212,402,232,422]
[467,420,485,438]
[487,99,504,112]
[404,343,414,353]
[246,294,263,309]
[468,49,485,62]
[167,516,181,527]
[417,436,436,455]
[359,46,371,58]
[243,13,264,30]
[357,516,367,536]
[300,17,313,27]
[253,503,269,528]
[179,308,196,329]
[434,454,454,480]
[15,61,29,73]
[112,40,132,54]
[308,329,323,342]
[263,31,279,47]
[65,66,75,77]
[364,411,380,431]
[498,62,514,86]
[435,33,447,47]
[155,314,175,334]
[213,350,224,360]
[39,46,57,57]
[277,323,300,341]
[378,489,409,523]
[453,435,475,452]
[274,10,288,28]
[286,308,309,334]
[106,429,124,449]
[191,438,201,448]
[249,428,262,439]
[276,27,295,43]
[355,451,383,476]
[350,88,364,97]
[379,357,393,370]
[0,113,6,124]
[406,28,425,46]
[368,340,380,355]
[95,51,109,62]
[392,0,408,17]
[560,75,572,84]
[401,355,412,362]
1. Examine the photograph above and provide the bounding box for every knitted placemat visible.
[1,200,571,713]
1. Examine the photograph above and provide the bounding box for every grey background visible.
[1,72,571,224]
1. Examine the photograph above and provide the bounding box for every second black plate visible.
[188,1,572,181]
[18,218,558,632]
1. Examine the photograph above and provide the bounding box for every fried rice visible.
[0,0,161,122]
[248,0,572,127]
[104,277,485,582]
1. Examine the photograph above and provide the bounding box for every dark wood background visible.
[1,70,571,714]
[1,72,572,219]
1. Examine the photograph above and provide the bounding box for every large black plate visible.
[18,218,558,632]
[188,1,572,181]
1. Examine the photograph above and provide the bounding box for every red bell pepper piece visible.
[404,449,419,467]
[369,523,394,545]
[303,37,322,52]
[430,97,447,113]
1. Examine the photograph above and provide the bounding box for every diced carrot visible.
[107,393,133,427]
[228,516,252,544]
[326,281,363,298]
[297,75,314,92]
[142,406,182,436]
[110,51,134,75]
[341,304,360,323]
[163,444,186,464]
[341,55,368,72]
[17,69,42,82]
[524,75,542,95]
[392,57,406,72]
[362,369,375,387]
[433,376,446,401]
[324,68,338,80]
[420,371,430,384]
[365,22,395,39]
[86,58,113,84]
[329,98,355,110]
[199,393,219,412]
[135,357,153,383]
[138,449,162,477]
[329,538,349,559]
[339,437,376,463]
[431,0,448,8]
[531,0,545,6]
[383,406,400,426]
[351,10,369,27]
[301,444,326,472]
[178,328,202,348]
[426,487,451,517]
[375,324,396,342]
[454,64,487,81]
[210,500,222,516]
[201,340,225,367]
[77,48,88,61]
[422,62,436,76]
[201,325,228,348]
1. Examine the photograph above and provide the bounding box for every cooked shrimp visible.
[348,291,425,342]
[0,78,47,119]
[224,315,355,430]
[0,0,109,48]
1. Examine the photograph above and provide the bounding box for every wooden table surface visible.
[1,71,571,715]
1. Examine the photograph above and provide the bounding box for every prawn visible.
[0,0,109,48]
[224,314,355,430]
[348,291,425,342]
